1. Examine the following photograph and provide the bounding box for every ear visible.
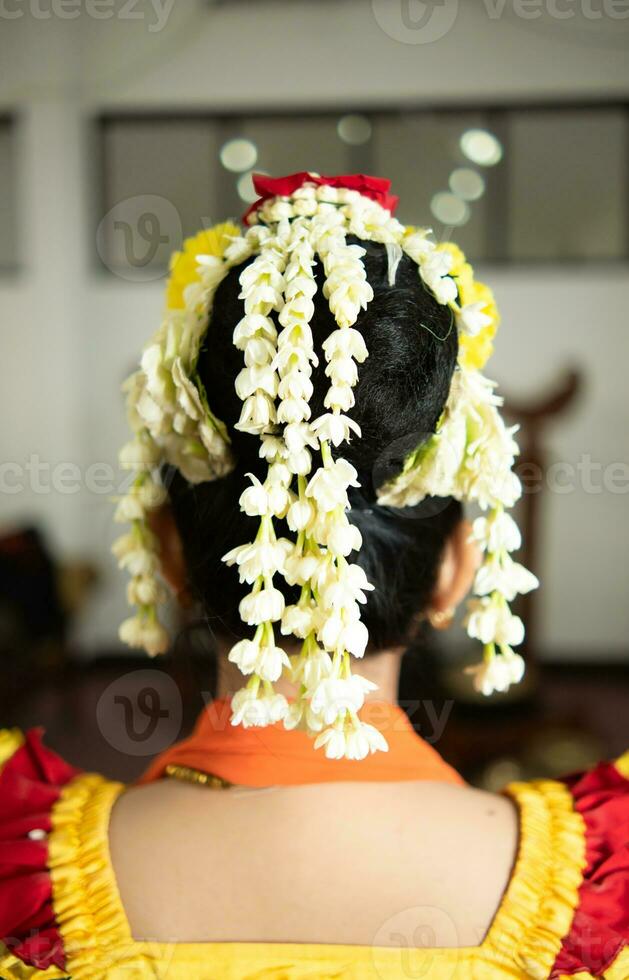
[147,504,191,606]
[428,519,480,627]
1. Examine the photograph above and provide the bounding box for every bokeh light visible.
[220,138,258,173]
[430,191,470,226]
[237,169,268,203]
[449,167,486,201]
[337,114,372,145]
[460,129,503,167]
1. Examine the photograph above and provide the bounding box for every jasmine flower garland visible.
[114,173,538,759]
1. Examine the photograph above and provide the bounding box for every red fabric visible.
[0,730,79,971]
[140,698,464,788]
[550,758,629,978]
[242,171,399,224]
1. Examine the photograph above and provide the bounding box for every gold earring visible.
[427,607,455,630]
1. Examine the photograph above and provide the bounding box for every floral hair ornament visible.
[114,172,538,759]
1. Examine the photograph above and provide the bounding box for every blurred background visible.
[0,0,628,786]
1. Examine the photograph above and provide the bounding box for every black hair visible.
[167,238,462,651]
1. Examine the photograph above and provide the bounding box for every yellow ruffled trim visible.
[0,947,69,979]
[48,774,157,980]
[613,749,629,779]
[498,779,587,980]
[0,727,24,771]
[604,945,629,978]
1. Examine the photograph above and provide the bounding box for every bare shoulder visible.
[110,779,518,947]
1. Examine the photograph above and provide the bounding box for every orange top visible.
[139,697,465,787]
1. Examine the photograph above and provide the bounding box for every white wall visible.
[1,1,628,658]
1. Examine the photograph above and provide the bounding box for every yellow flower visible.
[166,222,240,311]
[437,242,500,371]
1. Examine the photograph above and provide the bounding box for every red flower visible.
[242,172,399,223]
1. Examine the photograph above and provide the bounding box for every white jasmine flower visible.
[318,612,344,651]
[231,687,289,727]
[233,314,277,350]
[281,602,317,639]
[341,619,369,658]
[199,422,231,463]
[421,248,452,280]
[171,358,204,420]
[239,474,271,516]
[345,722,388,760]
[284,552,325,587]
[235,364,278,400]
[326,356,358,387]
[119,614,169,657]
[474,554,539,602]
[112,531,157,575]
[465,650,525,696]
[310,675,376,726]
[283,421,318,455]
[287,498,315,532]
[244,336,277,367]
[324,385,355,413]
[256,643,291,683]
[267,461,292,486]
[119,437,161,472]
[322,327,368,363]
[402,230,435,264]
[287,448,310,476]
[141,344,174,405]
[321,516,362,557]
[239,586,285,625]
[284,698,325,734]
[235,392,277,434]
[259,435,288,462]
[277,396,311,425]
[472,511,522,554]
[464,596,525,647]
[278,370,314,402]
[278,295,315,328]
[126,575,165,607]
[228,638,260,675]
[114,493,145,523]
[319,563,374,608]
[224,236,252,264]
[457,301,492,337]
[361,722,389,755]
[274,344,316,374]
[293,647,333,690]
[306,458,360,512]
[307,471,347,512]
[314,726,347,760]
[134,391,167,435]
[223,540,288,585]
